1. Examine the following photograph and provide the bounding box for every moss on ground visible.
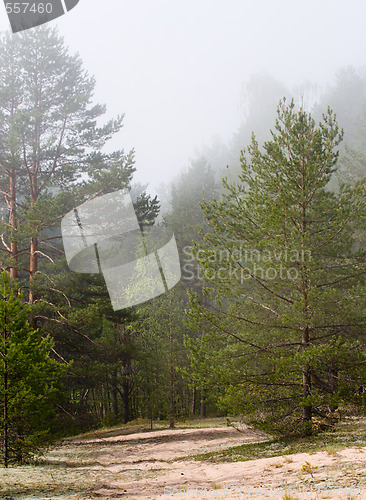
[191,418,366,462]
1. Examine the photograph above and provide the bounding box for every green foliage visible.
[187,98,366,436]
[0,25,136,290]
[0,25,167,434]
[131,286,191,423]
[0,272,67,465]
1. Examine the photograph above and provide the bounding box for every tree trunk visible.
[9,168,18,279]
[3,358,8,468]
[121,362,130,424]
[28,174,39,303]
[329,366,338,393]
[169,298,175,429]
[169,356,175,429]
[302,366,312,421]
[191,382,196,416]
[28,174,38,302]
[15,427,23,464]
[29,235,38,303]
[301,197,312,427]
[8,71,19,280]
[149,391,153,430]
[29,85,40,303]
[111,370,118,419]
[329,366,338,412]
[122,382,129,424]
[200,391,206,419]
[3,308,8,468]
[301,319,312,424]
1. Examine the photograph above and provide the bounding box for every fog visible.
[1,0,366,190]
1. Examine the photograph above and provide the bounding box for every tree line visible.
[0,27,365,465]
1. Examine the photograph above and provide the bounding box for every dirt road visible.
[1,421,366,499]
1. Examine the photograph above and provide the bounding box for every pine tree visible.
[0,26,132,301]
[29,189,160,429]
[165,157,217,415]
[131,287,190,427]
[187,98,366,436]
[0,272,66,466]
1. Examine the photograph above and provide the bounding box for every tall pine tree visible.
[0,26,132,301]
[188,99,366,436]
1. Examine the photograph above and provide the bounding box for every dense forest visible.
[0,27,366,466]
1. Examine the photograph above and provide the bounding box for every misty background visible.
[0,0,366,191]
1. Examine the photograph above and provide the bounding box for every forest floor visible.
[1,417,366,499]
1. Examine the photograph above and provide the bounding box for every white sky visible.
[1,0,366,189]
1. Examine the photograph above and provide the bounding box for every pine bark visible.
[169,298,175,429]
[301,175,312,426]
[3,310,8,467]
[9,169,18,279]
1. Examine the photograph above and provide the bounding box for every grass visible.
[191,417,366,463]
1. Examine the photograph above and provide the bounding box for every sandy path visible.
[71,426,268,498]
[79,427,366,499]
[1,424,366,499]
